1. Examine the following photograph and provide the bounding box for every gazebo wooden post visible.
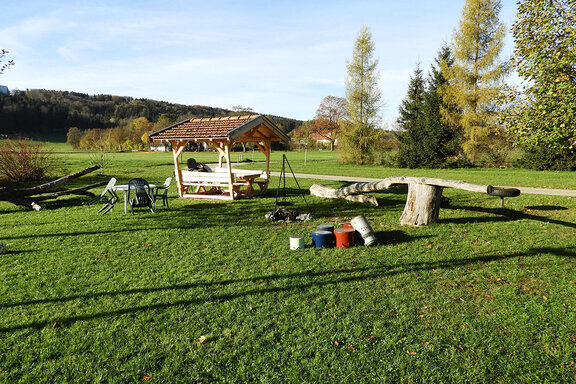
[214,141,235,200]
[171,140,187,197]
[255,140,271,178]
[224,141,234,199]
[264,140,271,177]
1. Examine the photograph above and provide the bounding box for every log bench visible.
[309,177,520,226]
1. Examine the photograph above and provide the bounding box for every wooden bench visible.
[180,170,245,198]
[215,167,269,195]
[214,166,267,178]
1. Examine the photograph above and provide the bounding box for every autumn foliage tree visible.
[340,25,384,164]
[66,127,83,149]
[308,96,347,151]
[443,0,509,165]
[503,0,576,170]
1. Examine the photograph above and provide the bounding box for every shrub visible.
[0,139,53,182]
[515,147,576,171]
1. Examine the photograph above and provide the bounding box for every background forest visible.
[0,89,301,144]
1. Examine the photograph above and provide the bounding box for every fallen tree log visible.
[0,165,103,211]
[310,177,492,226]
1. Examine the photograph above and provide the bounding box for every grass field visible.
[1,149,576,383]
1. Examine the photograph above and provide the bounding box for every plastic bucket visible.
[290,236,305,250]
[312,230,334,248]
[334,228,355,248]
[316,224,334,232]
[342,222,361,244]
[350,215,378,246]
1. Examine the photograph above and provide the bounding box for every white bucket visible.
[350,215,378,246]
[290,236,305,250]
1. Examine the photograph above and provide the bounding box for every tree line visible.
[293,0,576,170]
[0,89,301,142]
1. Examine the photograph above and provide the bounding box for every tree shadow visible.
[441,205,576,229]
[374,230,432,246]
[4,246,570,333]
[524,205,568,211]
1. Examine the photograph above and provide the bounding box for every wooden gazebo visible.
[148,114,289,200]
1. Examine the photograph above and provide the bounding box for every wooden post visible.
[214,141,235,200]
[399,183,443,226]
[171,141,187,197]
[224,142,234,199]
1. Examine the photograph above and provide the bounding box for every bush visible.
[0,139,53,182]
[474,134,518,168]
[515,147,576,171]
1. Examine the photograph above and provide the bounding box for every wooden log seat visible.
[310,177,521,226]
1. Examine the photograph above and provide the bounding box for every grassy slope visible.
[1,149,576,383]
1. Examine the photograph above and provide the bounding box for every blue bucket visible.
[316,224,334,232]
[312,230,334,248]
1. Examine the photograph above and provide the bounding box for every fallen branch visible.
[15,165,100,196]
[0,165,102,211]
[29,181,107,202]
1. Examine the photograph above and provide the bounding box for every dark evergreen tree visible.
[396,64,427,168]
[397,47,462,168]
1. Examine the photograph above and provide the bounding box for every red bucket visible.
[342,223,360,244]
[334,228,355,248]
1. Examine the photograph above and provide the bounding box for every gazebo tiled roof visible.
[148,114,289,143]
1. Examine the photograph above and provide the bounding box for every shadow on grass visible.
[524,205,568,211]
[3,246,572,333]
[441,205,576,229]
[374,230,432,246]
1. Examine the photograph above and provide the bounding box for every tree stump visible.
[399,183,443,226]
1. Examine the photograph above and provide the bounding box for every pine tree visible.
[443,0,509,165]
[397,47,462,168]
[503,0,576,170]
[419,47,462,167]
[396,64,427,167]
[339,25,383,164]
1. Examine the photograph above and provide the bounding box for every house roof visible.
[148,114,289,143]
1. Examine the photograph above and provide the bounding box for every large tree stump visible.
[399,184,443,226]
[309,177,492,226]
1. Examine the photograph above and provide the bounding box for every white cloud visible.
[1,0,519,121]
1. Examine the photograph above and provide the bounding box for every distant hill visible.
[0,89,302,140]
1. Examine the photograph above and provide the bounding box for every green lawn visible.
[1,149,576,383]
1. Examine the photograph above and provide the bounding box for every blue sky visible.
[1,0,518,124]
